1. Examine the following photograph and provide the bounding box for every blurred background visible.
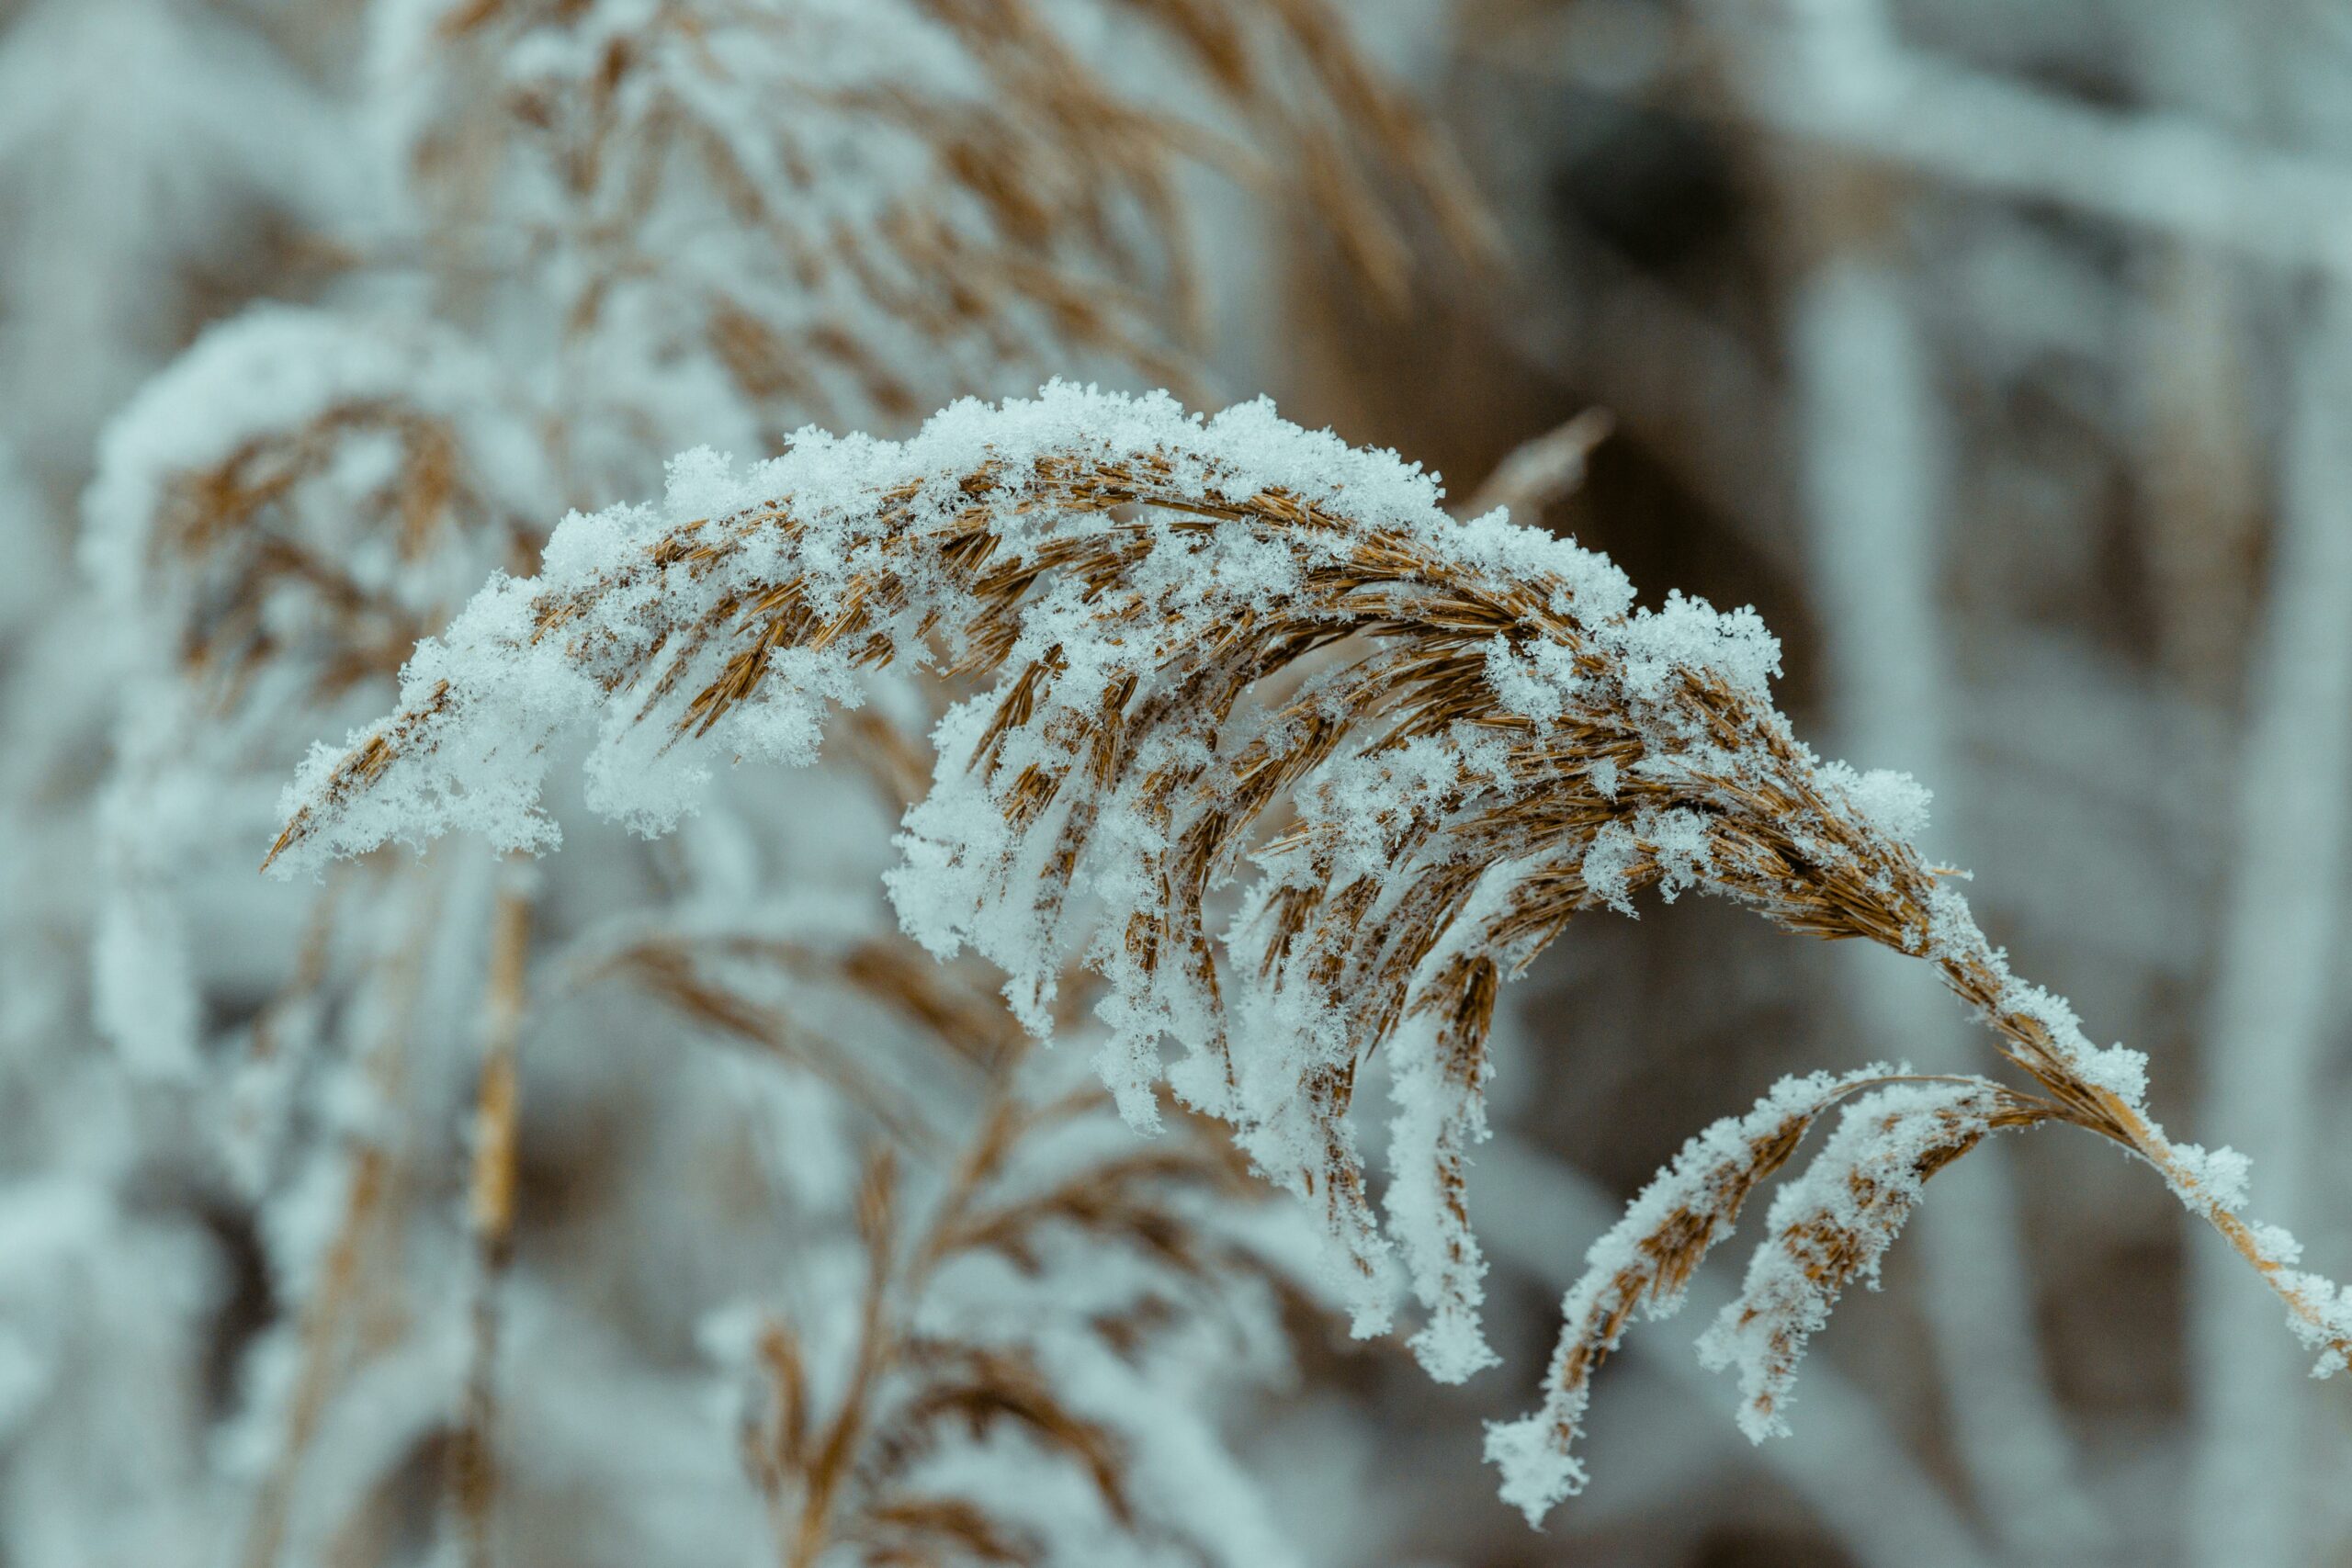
[3,1,2350,1565]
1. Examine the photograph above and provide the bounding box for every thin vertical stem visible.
[447,863,535,1568]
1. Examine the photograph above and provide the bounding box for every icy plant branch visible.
[264,382,2352,1521]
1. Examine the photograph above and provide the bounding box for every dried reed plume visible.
[83,308,548,1077]
[403,0,1494,446]
[85,310,548,706]
[263,383,2352,1520]
[580,909,1307,1566]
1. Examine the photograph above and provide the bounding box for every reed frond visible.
[599,908,1313,1566]
[394,0,1488,453]
[265,382,2352,1517]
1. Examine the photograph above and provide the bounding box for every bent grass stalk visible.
[261,384,2352,1518]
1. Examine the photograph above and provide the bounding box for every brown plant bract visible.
[265,419,2352,1501]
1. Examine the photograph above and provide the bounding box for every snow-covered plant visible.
[369,0,1487,476]
[62,4,1481,1563]
[610,919,1320,1568]
[32,0,2352,1562]
[85,307,549,1075]
[263,380,2352,1525]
